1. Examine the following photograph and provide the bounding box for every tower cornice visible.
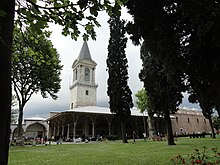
[69,81,98,90]
[72,58,97,70]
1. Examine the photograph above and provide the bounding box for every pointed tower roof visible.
[77,41,92,60]
[72,41,96,69]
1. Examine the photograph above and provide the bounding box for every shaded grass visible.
[9,136,220,165]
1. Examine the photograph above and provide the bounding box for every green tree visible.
[125,0,219,142]
[0,0,125,163]
[12,25,62,141]
[139,42,185,145]
[135,88,156,138]
[135,88,148,113]
[107,15,133,143]
[212,116,220,133]
[182,0,220,139]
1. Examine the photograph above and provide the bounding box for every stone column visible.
[45,129,48,138]
[53,127,56,137]
[73,122,77,142]
[57,125,60,136]
[135,121,138,136]
[67,124,70,139]
[62,125,64,137]
[89,116,97,137]
[108,122,111,135]
[84,118,89,137]
[92,122,95,137]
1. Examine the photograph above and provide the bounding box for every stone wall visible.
[171,109,211,135]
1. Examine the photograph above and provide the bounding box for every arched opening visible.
[85,67,90,81]
[25,123,46,140]
[176,117,179,124]
[12,127,24,140]
[95,116,109,138]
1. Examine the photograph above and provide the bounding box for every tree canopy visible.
[126,0,220,139]
[12,24,63,140]
[135,88,149,113]
[15,0,124,40]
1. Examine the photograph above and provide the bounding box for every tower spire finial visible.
[77,41,92,60]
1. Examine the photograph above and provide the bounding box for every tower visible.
[69,41,98,109]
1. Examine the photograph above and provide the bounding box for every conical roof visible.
[77,41,92,60]
[72,41,96,69]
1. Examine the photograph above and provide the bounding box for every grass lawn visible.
[9,136,220,165]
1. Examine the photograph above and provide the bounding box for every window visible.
[71,103,73,109]
[85,67,90,81]
[187,118,190,123]
[176,117,178,124]
[85,90,89,95]
[75,69,77,80]
[73,69,78,81]
[204,119,206,124]
[197,118,199,124]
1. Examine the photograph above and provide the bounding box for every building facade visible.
[11,117,48,140]
[171,109,211,135]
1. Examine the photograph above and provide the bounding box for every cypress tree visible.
[107,15,133,143]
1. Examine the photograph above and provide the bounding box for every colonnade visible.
[47,111,148,142]
[48,114,113,141]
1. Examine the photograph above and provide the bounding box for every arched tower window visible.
[75,69,77,80]
[85,67,90,81]
[187,118,190,123]
[73,69,78,81]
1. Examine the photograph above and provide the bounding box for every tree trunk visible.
[0,0,15,164]
[147,114,156,139]
[17,106,24,140]
[121,122,128,143]
[164,111,176,145]
[208,116,216,138]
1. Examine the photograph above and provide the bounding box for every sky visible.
[23,9,200,118]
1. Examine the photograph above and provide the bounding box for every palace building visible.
[46,41,149,140]
[11,42,212,141]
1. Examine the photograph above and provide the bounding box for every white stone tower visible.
[69,41,98,109]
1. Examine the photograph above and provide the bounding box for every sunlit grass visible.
[9,136,220,165]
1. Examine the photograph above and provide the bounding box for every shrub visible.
[106,135,118,141]
[171,147,220,164]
